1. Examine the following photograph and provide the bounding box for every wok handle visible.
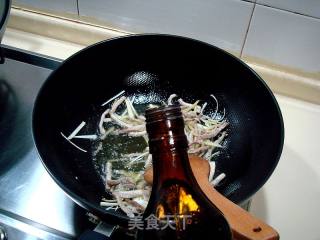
[198,177,279,240]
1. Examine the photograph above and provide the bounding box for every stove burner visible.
[0,80,16,122]
[0,79,21,174]
[0,80,18,171]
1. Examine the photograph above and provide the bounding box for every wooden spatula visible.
[144,155,279,240]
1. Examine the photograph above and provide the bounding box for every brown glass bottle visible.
[139,105,232,240]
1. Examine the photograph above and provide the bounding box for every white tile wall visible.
[250,95,320,240]
[78,0,254,55]
[242,5,320,73]
[13,0,78,15]
[257,0,320,19]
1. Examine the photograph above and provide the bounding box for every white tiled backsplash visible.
[257,0,320,19]
[77,0,253,55]
[242,5,320,73]
[12,0,320,80]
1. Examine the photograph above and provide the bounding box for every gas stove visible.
[0,45,252,240]
[0,46,93,240]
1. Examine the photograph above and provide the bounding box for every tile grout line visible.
[240,3,256,58]
[256,2,320,20]
[76,0,80,16]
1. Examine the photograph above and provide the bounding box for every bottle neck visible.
[152,143,191,185]
[145,105,192,186]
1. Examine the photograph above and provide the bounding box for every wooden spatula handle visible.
[144,155,279,240]
[204,186,279,240]
[191,156,279,240]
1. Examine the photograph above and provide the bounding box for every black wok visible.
[32,34,284,228]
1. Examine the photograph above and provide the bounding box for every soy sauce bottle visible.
[139,105,232,240]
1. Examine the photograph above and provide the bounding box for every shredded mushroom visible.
[97,94,228,217]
